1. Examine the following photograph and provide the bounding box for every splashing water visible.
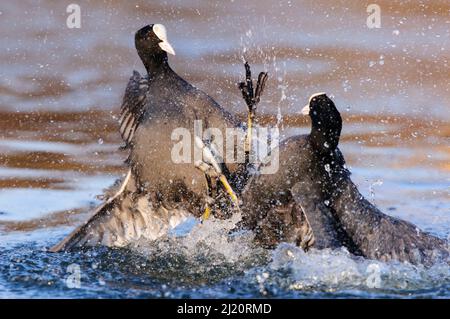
[0,0,449,299]
[1,215,449,298]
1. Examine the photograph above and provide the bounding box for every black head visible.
[302,93,342,152]
[135,24,175,73]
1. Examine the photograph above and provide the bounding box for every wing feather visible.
[119,71,148,146]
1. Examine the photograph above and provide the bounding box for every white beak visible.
[153,24,176,55]
[301,104,310,116]
[159,40,176,55]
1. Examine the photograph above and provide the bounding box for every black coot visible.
[240,94,351,251]
[241,93,448,266]
[51,24,245,251]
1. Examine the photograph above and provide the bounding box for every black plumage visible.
[241,93,448,265]
[305,93,342,153]
[51,24,244,251]
[121,24,241,214]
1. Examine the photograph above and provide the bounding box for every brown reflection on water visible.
[0,109,448,180]
[0,111,448,231]
[0,0,448,231]
[0,208,86,233]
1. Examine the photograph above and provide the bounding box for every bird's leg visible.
[238,61,268,167]
[194,160,218,222]
[202,173,213,222]
[194,137,240,221]
[195,137,239,206]
[195,160,238,221]
[202,205,212,222]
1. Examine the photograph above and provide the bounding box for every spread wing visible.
[119,71,148,146]
[252,199,316,251]
[49,170,135,251]
[328,177,449,265]
[291,181,346,250]
[49,169,190,252]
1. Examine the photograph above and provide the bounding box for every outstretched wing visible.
[331,177,449,266]
[253,199,315,250]
[49,170,190,252]
[49,170,134,251]
[291,181,347,250]
[119,71,148,146]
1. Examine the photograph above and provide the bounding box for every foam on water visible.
[0,0,449,298]
[263,244,450,296]
[130,213,268,273]
[1,217,449,298]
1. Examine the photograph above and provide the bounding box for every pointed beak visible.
[159,40,176,55]
[301,104,310,116]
